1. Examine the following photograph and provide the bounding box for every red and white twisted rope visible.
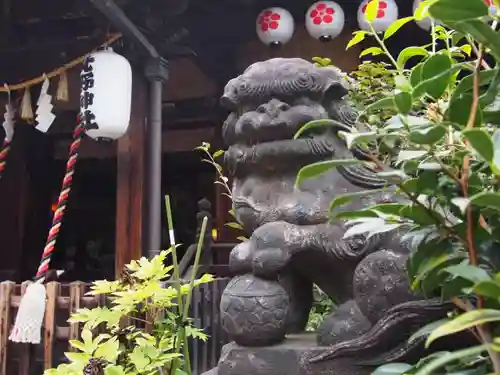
[0,139,11,179]
[35,123,85,281]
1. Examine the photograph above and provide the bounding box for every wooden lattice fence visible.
[0,278,230,375]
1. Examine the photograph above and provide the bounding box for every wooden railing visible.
[0,278,230,375]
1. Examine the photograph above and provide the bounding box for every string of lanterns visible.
[256,0,497,46]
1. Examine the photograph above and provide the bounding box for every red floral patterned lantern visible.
[357,0,398,33]
[256,7,295,47]
[305,1,345,42]
[485,0,498,17]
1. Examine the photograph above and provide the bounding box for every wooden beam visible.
[53,127,215,159]
[114,70,147,277]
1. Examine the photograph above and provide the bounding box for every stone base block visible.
[202,334,373,375]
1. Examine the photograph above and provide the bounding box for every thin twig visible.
[461,50,482,268]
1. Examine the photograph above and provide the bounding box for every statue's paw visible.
[229,240,255,274]
[225,146,244,175]
[252,248,291,279]
[316,300,371,346]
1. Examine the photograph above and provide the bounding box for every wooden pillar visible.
[115,70,148,277]
[0,124,31,281]
[18,126,54,281]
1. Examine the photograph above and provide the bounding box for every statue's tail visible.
[309,299,455,366]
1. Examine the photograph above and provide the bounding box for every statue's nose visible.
[256,100,290,117]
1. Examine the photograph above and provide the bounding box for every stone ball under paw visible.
[220,274,290,346]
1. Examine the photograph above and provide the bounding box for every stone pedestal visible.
[202,334,373,375]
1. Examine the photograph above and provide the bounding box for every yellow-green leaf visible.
[365,0,380,23]
[383,17,414,40]
[426,309,500,347]
[359,47,384,58]
[397,47,429,69]
[414,0,437,20]
[346,31,367,50]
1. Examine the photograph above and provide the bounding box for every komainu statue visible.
[206,58,461,375]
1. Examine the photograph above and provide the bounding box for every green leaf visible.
[365,0,380,22]
[429,0,488,22]
[225,222,243,230]
[408,318,451,344]
[397,47,429,68]
[94,338,119,362]
[294,119,345,139]
[472,279,500,299]
[483,110,500,125]
[395,75,411,92]
[65,352,91,365]
[212,150,224,159]
[372,363,413,375]
[363,97,396,114]
[426,310,500,346]
[445,19,500,61]
[393,92,412,115]
[104,365,127,375]
[396,150,428,165]
[453,69,500,101]
[414,54,452,99]
[442,263,490,284]
[462,128,494,162]
[69,340,86,352]
[295,159,363,186]
[410,63,424,88]
[377,170,408,183]
[469,192,500,210]
[340,131,378,149]
[359,47,384,58]
[346,31,367,50]
[479,68,500,107]
[383,17,414,40]
[409,125,446,145]
[329,188,391,215]
[492,129,500,174]
[448,94,483,128]
[413,345,490,375]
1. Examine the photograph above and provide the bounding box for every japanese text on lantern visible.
[80,55,98,130]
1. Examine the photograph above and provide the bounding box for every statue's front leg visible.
[221,222,315,346]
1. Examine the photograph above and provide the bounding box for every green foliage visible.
[44,250,214,375]
[195,142,247,241]
[305,0,500,373]
[306,286,337,331]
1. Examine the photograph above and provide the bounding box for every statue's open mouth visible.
[225,136,339,176]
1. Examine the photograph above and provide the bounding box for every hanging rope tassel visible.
[0,139,11,180]
[9,122,85,344]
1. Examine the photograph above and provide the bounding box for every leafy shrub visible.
[300,0,500,373]
[45,249,214,375]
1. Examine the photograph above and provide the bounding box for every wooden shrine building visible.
[0,0,426,283]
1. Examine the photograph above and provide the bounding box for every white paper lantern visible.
[305,1,345,41]
[256,7,295,46]
[357,0,398,33]
[79,47,132,140]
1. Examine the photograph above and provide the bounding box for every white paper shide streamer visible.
[3,103,15,142]
[35,79,56,133]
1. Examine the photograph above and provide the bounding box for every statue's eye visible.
[277,103,290,111]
